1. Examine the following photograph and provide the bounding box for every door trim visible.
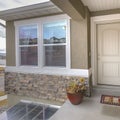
[91,14,120,86]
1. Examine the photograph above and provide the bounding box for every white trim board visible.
[5,66,92,78]
[0,95,7,101]
[91,14,120,86]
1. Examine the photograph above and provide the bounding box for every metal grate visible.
[0,101,60,120]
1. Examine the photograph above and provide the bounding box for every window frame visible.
[14,14,71,69]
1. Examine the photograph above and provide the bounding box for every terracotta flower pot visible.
[67,92,83,105]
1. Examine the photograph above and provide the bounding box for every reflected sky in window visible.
[43,20,67,39]
[19,25,37,39]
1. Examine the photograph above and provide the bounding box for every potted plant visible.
[66,78,87,105]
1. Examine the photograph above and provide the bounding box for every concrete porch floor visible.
[50,90,120,120]
[0,88,119,120]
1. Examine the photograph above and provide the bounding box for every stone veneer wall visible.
[0,67,5,91]
[5,72,91,103]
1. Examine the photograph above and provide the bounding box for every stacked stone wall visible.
[5,72,91,102]
[0,67,4,91]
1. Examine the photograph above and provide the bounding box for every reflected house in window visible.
[44,37,66,44]
[20,38,37,45]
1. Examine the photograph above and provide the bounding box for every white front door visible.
[97,23,120,85]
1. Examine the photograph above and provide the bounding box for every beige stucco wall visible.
[6,9,91,69]
[6,21,16,66]
[71,7,90,69]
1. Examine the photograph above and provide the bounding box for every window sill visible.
[5,66,91,78]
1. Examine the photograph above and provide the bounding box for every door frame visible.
[91,14,120,86]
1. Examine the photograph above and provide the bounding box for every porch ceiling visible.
[81,0,120,12]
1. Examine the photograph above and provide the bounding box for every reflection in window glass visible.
[0,25,6,38]
[19,25,37,45]
[0,24,6,64]
[19,25,38,66]
[20,47,38,66]
[0,25,6,52]
[43,20,67,67]
[44,46,66,66]
[43,20,66,44]
[16,17,69,68]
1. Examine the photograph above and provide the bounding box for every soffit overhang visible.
[0,1,63,21]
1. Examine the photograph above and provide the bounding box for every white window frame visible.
[14,14,71,70]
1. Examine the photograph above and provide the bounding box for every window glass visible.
[0,25,6,65]
[19,25,38,66]
[19,25,37,45]
[44,46,66,66]
[43,20,67,67]
[20,46,38,66]
[0,25,6,38]
[43,20,66,44]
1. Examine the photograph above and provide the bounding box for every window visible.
[19,25,38,66]
[43,20,67,67]
[15,15,70,69]
[0,24,6,64]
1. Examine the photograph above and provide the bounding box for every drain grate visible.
[0,101,60,120]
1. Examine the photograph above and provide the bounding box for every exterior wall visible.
[6,10,91,69]
[71,7,91,69]
[5,72,91,103]
[6,21,16,66]
[5,9,91,103]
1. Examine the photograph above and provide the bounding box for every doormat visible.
[100,95,120,106]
